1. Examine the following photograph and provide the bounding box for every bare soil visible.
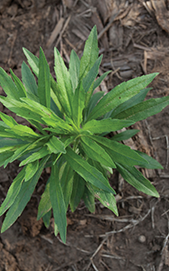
[0,0,169,270]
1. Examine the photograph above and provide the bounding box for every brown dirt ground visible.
[0,0,169,270]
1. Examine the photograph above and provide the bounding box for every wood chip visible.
[151,0,169,33]
[95,0,115,24]
[165,246,169,266]
[72,29,86,41]
[62,0,74,9]
[46,17,64,48]
[91,10,109,49]
[0,0,11,13]
[121,4,141,27]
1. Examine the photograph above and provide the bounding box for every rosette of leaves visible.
[0,26,168,243]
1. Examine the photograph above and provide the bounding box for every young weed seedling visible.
[0,26,168,243]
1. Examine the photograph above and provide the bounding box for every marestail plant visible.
[0,26,168,243]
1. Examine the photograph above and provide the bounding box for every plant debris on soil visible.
[0,0,169,270]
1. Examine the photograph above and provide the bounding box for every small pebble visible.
[79,219,87,226]
[138,235,146,243]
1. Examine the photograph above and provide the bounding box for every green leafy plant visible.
[0,26,168,243]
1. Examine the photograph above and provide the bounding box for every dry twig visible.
[100,204,158,238]
[46,18,64,48]
[157,233,169,271]
[55,15,71,47]
[86,237,107,271]
[98,12,120,40]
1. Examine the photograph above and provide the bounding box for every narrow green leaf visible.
[21,96,52,118]
[69,50,80,91]
[82,185,95,213]
[93,71,111,91]
[6,124,40,140]
[37,179,52,220]
[25,160,39,182]
[25,91,40,103]
[42,116,74,134]
[0,129,30,140]
[50,163,67,243]
[0,168,25,216]
[83,55,102,93]
[7,143,31,165]
[10,69,27,98]
[92,135,147,166]
[89,159,108,178]
[116,163,159,197]
[50,80,64,114]
[111,129,139,141]
[21,97,72,133]
[0,145,15,153]
[70,173,85,212]
[22,47,39,77]
[115,96,169,122]
[54,47,73,117]
[1,156,50,233]
[0,96,45,125]
[8,136,47,164]
[21,61,38,96]
[51,96,63,119]
[0,137,28,153]
[0,124,18,138]
[45,136,66,154]
[60,162,74,209]
[60,136,76,148]
[64,147,115,194]
[84,56,103,108]
[23,47,64,113]
[82,118,134,134]
[135,150,163,169]
[54,223,59,236]
[0,140,28,155]
[80,26,99,79]
[44,126,72,136]
[0,68,20,100]
[28,119,48,136]
[72,82,85,126]
[0,137,28,148]
[111,88,151,118]
[38,47,51,108]
[85,91,104,118]
[87,183,118,215]
[0,112,18,127]
[81,136,116,168]
[87,73,158,121]
[43,210,51,228]
[0,151,15,167]
[102,164,113,175]
[0,121,9,128]
[0,97,55,134]
[19,146,50,166]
